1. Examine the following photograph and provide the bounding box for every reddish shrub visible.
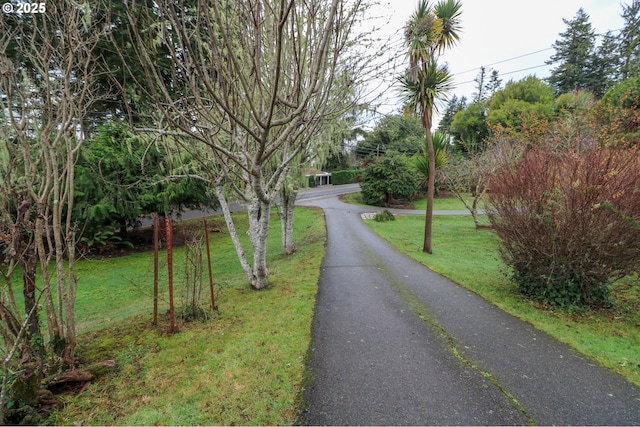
[488,147,640,307]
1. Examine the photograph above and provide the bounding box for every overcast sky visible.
[365,0,626,126]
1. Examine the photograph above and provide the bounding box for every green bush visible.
[331,169,363,185]
[597,77,640,144]
[374,210,395,222]
[360,157,418,207]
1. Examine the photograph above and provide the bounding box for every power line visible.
[455,48,555,76]
[450,29,625,87]
[455,63,553,87]
[451,27,624,80]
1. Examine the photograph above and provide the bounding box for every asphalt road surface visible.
[296,190,640,426]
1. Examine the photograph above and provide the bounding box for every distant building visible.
[306,172,331,187]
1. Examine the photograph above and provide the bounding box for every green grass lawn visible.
[411,194,486,211]
[341,191,485,211]
[51,207,326,425]
[24,194,640,424]
[367,212,640,387]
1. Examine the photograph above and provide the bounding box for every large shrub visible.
[360,157,418,207]
[331,169,363,185]
[488,147,640,308]
[596,78,640,146]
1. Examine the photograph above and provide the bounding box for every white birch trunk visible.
[214,184,254,285]
[277,185,297,255]
[247,198,271,290]
[214,182,272,290]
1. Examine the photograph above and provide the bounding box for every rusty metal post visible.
[166,217,177,333]
[153,215,159,326]
[203,218,216,310]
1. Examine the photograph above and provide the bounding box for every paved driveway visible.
[296,192,640,425]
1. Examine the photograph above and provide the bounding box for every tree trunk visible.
[63,154,78,363]
[34,209,62,346]
[471,194,482,229]
[18,236,40,340]
[277,186,297,255]
[214,184,255,286]
[215,180,272,291]
[118,217,128,240]
[12,201,41,339]
[452,189,486,229]
[247,198,271,290]
[63,231,77,363]
[423,114,435,254]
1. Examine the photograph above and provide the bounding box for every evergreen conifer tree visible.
[619,0,640,80]
[547,8,597,95]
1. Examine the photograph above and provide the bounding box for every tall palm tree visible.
[401,0,462,254]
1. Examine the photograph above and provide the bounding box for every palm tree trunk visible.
[423,113,435,254]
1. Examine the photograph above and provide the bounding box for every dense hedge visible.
[331,169,363,185]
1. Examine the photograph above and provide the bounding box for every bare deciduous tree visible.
[441,155,489,228]
[442,140,524,228]
[0,1,109,370]
[125,0,375,289]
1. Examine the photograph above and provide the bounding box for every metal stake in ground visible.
[165,217,177,333]
[203,218,216,310]
[153,215,160,326]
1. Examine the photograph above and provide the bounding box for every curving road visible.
[296,186,640,426]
